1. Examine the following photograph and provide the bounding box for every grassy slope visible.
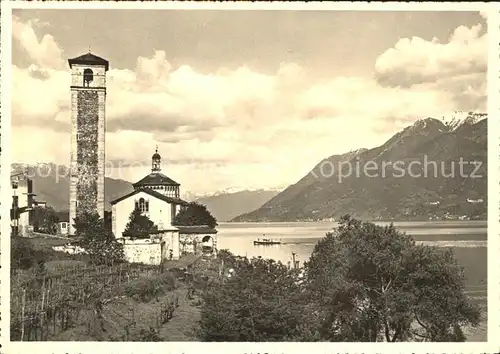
[52,284,202,341]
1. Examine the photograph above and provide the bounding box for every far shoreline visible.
[220,219,488,225]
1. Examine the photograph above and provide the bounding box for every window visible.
[139,197,149,213]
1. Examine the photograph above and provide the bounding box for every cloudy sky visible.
[11,9,487,195]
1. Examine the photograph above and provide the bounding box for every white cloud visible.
[11,17,487,193]
[374,22,486,88]
[12,15,64,69]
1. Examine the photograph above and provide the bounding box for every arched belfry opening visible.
[83,68,94,87]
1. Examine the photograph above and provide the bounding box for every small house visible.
[57,217,70,236]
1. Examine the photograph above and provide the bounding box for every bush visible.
[198,254,306,341]
[11,237,36,270]
[134,326,163,341]
[124,273,176,302]
[44,260,87,274]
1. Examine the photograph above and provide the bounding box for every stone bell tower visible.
[68,52,109,235]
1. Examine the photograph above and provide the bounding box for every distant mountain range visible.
[10,163,135,212]
[12,112,486,222]
[10,163,279,220]
[232,112,487,222]
[193,189,280,221]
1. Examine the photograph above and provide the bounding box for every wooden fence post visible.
[20,289,26,341]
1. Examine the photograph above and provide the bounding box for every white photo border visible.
[1,1,499,353]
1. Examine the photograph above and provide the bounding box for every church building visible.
[110,148,189,239]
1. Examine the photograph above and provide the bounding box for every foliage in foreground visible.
[198,215,481,342]
[73,212,125,265]
[305,215,480,341]
[32,205,59,234]
[124,273,177,302]
[198,253,305,341]
[11,236,39,270]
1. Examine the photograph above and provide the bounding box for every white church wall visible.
[113,191,175,238]
[162,230,181,260]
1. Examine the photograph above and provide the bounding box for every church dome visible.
[152,146,161,160]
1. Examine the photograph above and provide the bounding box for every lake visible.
[217,220,488,340]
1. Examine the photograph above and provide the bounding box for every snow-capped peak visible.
[182,186,284,200]
[209,186,245,197]
[440,111,487,131]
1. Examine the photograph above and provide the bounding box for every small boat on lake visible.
[253,237,282,246]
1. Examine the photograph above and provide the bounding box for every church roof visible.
[68,52,109,71]
[110,188,188,206]
[133,172,180,187]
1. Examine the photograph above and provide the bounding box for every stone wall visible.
[121,230,180,265]
[76,90,99,216]
[179,233,217,257]
[69,65,106,235]
[122,240,163,265]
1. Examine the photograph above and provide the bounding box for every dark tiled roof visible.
[133,172,180,187]
[110,188,188,206]
[176,225,218,234]
[68,52,109,71]
[122,228,180,237]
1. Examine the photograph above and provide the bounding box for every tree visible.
[123,207,158,237]
[304,215,481,342]
[73,211,124,265]
[32,206,58,234]
[198,252,306,341]
[173,202,217,229]
[11,236,36,270]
